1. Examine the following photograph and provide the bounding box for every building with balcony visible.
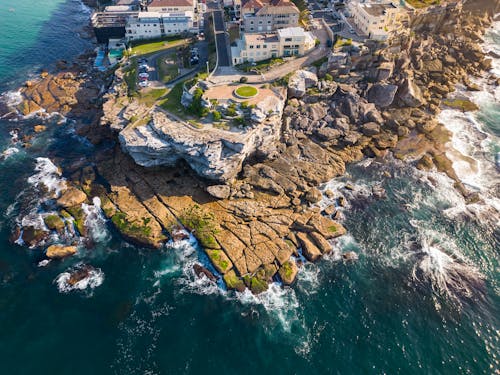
[240,0,300,33]
[348,1,405,40]
[125,11,194,39]
[231,26,315,64]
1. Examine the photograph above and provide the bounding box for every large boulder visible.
[57,187,87,208]
[397,79,425,107]
[288,70,318,98]
[207,185,231,199]
[367,84,398,108]
[46,245,77,259]
[361,122,381,136]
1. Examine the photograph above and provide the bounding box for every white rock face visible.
[288,70,318,98]
[119,104,285,181]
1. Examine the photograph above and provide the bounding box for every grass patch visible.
[334,37,352,49]
[235,85,258,98]
[159,82,185,117]
[137,88,167,107]
[124,59,138,97]
[130,37,189,56]
[158,54,179,83]
[206,250,230,273]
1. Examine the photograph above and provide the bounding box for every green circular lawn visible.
[235,85,258,98]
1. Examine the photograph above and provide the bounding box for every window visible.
[285,38,292,42]
[249,45,254,49]
[256,45,260,48]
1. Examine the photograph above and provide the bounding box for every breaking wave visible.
[54,263,104,294]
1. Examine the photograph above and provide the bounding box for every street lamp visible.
[206,61,210,75]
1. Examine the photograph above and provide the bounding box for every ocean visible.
[0,2,498,374]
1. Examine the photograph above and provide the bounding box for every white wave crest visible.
[55,264,104,293]
[27,157,67,197]
[82,197,110,243]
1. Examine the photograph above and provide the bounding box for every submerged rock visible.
[193,263,218,282]
[342,251,358,261]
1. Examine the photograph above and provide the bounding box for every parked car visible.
[139,64,149,70]
[139,81,149,88]
[139,75,149,81]
[139,72,149,78]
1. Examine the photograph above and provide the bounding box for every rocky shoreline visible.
[2,1,498,294]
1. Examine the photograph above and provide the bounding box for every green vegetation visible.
[179,205,220,249]
[235,85,258,98]
[281,261,295,280]
[243,275,268,294]
[124,59,138,96]
[188,87,209,117]
[159,82,184,117]
[442,99,479,112]
[237,57,284,73]
[223,271,246,291]
[130,36,189,56]
[324,73,333,81]
[111,212,153,238]
[405,0,440,8]
[273,72,293,87]
[225,102,238,117]
[44,214,65,232]
[312,56,328,68]
[328,225,338,233]
[65,206,86,236]
[334,37,352,49]
[212,110,222,121]
[137,88,167,107]
[158,54,179,83]
[206,250,230,273]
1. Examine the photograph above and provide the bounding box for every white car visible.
[139,81,149,88]
[139,72,149,78]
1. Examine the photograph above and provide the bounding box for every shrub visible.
[212,110,222,121]
[239,76,248,83]
[325,73,333,81]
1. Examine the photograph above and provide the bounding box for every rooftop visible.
[276,26,307,38]
[244,32,279,43]
[148,0,194,7]
[136,10,193,18]
[360,2,397,17]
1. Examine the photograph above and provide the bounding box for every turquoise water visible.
[0,2,499,374]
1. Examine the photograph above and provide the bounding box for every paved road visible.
[212,9,231,67]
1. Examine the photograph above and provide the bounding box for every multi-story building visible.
[147,0,196,13]
[240,0,300,33]
[231,26,315,64]
[125,11,194,39]
[348,1,405,40]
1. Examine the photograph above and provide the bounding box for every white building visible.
[231,26,315,64]
[125,11,194,40]
[348,1,404,40]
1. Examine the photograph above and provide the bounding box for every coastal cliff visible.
[3,0,498,294]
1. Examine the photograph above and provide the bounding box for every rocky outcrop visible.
[288,70,319,98]
[46,245,77,259]
[367,84,398,107]
[119,105,285,182]
[57,187,87,208]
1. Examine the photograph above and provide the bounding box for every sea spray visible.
[27,157,66,196]
[81,197,110,243]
